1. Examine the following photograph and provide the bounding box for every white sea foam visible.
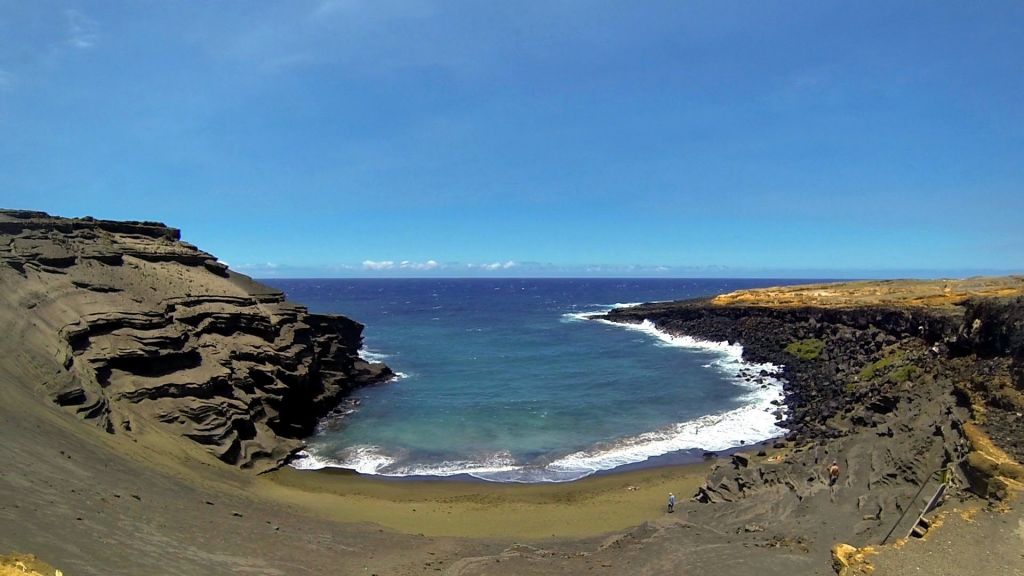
[360,348,409,380]
[560,311,603,322]
[359,347,390,363]
[544,386,785,477]
[291,445,398,473]
[609,301,645,309]
[388,453,520,478]
[294,445,521,478]
[539,311,789,478]
[560,301,648,323]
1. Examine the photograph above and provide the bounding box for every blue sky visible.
[1,1,1022,278]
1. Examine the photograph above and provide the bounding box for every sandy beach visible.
[261,463,710,539]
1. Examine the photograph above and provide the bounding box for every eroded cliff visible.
[0,209,391,472]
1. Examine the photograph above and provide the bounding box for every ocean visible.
[265,278,810,483]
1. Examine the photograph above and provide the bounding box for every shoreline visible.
[289,441,770,485]
[259,457,716,539]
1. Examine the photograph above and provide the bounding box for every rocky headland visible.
[596,278,1024,573]
[0,209,391,472]
[605,278,1024,479]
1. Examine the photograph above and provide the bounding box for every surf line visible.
[560,306,791,461]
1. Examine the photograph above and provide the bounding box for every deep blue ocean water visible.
[265,278,811,482]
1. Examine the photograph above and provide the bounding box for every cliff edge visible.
[0,209,391,472]
[601,277,1024,567]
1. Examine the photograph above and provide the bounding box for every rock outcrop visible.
[0,209,391,472]
[603,282,1024,546]
[605,291,1024,455]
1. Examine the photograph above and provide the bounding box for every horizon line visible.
[250,273,1023,281]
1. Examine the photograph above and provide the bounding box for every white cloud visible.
[231,262,282,277]
[362,259,395,270]
[359,259,524,272]
[65,9,98,49]
[233,262,278,270]
[466,260,517,271]
[399,259,439,270]
[0,69,14,90]
[364,259,440,271]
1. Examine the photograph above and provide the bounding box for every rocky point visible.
[0,209,391,472]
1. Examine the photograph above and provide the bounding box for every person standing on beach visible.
[667,493,676,513]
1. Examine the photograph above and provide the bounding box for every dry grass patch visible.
[0,554,61,576]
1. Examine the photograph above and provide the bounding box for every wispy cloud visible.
[206,0,483,78]
[470,261,517,271]
[65,9,99,49]
[233,262,279,274]
[234,262,363,277]
[228,258,1018,280]
[0,69,14,90]
[362,259,396,270]
[241,259,761,277]
[363,259,441,271]
[235,261,278,269]
[400,259,439,270]
[362,259,520,272]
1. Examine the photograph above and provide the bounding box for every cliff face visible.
[0,209,391,472]
[605,291,1024,518]
[606,297,1023,449]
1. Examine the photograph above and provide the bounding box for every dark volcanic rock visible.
[603,299,1016,441]
[604,291,1024,519]
[0,209,392,472]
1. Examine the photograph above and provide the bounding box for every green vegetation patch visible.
[889,364,919,383]
[784,338,825,361]
[859,349,918,383]
[859,352,901,380]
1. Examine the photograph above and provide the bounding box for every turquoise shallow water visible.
[266,278,808,482]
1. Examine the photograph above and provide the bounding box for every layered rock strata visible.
[0,209,391,472]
